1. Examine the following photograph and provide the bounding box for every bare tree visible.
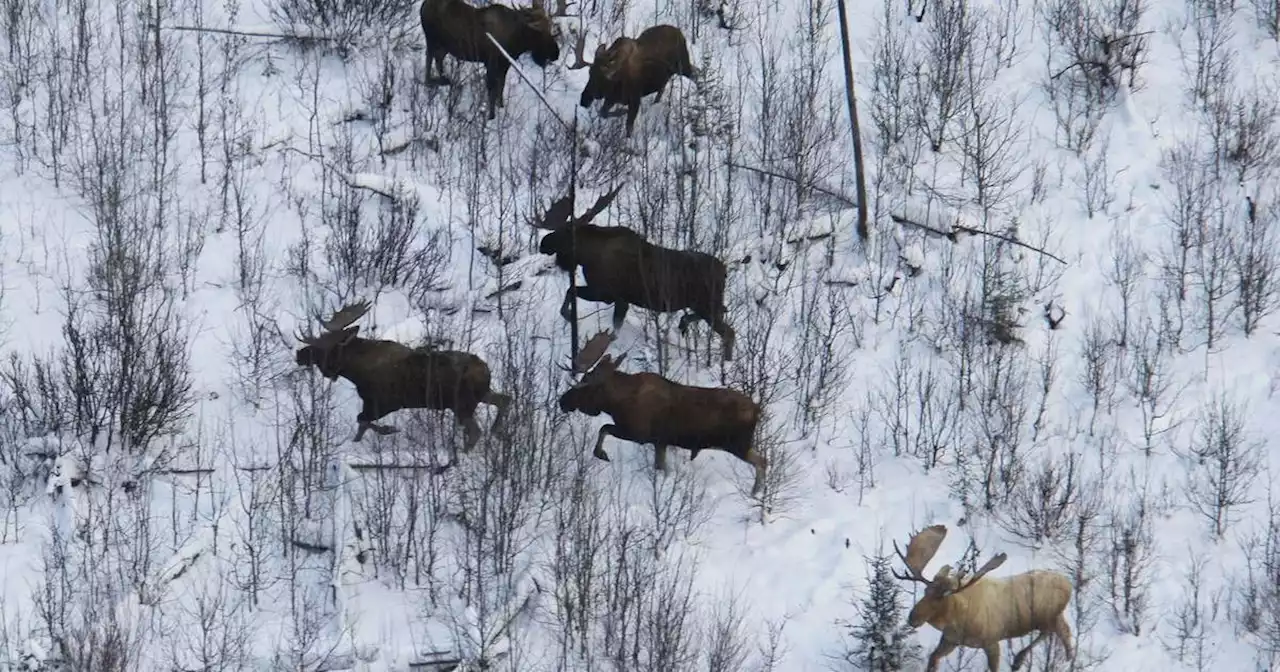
[1077,313,1121,436]
[1179,391,1263,538]
[1124,308,1186,456]
[1231,192,1280,335]
[912,0,981,152]
[1164,547,1218,671]
[1052,476,1110,671]
[1174,0,1237,109]
[1001,450,1087,547]
[1105,224,1147,348]
[704,587,751,672]
[1105,473,1156,635]
[1039,0,1148,153]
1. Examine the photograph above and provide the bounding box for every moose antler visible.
[570,330,617,374]
[950,551,1008,594]
[891,524,948,585]
[573,183,624,226]
[297,300,372,344]
[317,300,373,332]
[568,28,593,70]
[533,193,575,230]
[530,182,625,231]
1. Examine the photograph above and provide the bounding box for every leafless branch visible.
[890,213,1068,265]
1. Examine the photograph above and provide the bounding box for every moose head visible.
[294,300,373,381]
[891,524,1009,628]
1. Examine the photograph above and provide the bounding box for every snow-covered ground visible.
[1,0,1279,669]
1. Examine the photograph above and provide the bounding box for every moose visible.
[569,24,698,136]
[419,0,561,120]
[293,300,512,451]
[557,331,767,494]
[892,525,1075,672]
[532,185,737,361]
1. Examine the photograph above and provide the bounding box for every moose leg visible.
[425,45,450,86]
[981,644,1001,672]
[354,421,400,443]
[484,64,508,120]
[653,444,668,472]
[743,447,767,496]
[592,424,616,461]
[559,287,576,322]
[355,403,400,442]
[484,390,513,438]
[923,639,957,672]
[459,413,482,452]
[1010,631,1053,670]
[1055,614,1075,660]
[563,284,615,323]
[682,309,736,361]
[677,311,698,335]
[624,101,640,137]
[610,301,630,331]
[712,311,736,361]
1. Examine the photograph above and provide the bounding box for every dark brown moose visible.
[570,24,698,136]
[420,0,561,120]
[532,186,736,361]
[294,300,512,450]
[557,331,767,494]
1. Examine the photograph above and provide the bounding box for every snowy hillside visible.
[1,0,1280,668]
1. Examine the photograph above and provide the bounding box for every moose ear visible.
[594,43,608,60]
[339,326,360,345]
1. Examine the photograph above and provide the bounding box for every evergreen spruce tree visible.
[843,552,921,671]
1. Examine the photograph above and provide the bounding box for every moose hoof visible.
[428,75,452,86]
[372,425,400,436]
[592,448,610,462]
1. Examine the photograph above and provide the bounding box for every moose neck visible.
[596,369,639,407]
[332,337,392,392]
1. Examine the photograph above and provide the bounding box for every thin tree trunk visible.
[835,0,870,242]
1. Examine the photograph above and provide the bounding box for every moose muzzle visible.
[558,389,579,413]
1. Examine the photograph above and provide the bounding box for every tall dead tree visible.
[836,0,870,242]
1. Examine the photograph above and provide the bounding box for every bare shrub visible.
[1236,483,1280,664]
[912,0,982,152]
[1250,0,1280,40]
[791,258,853,435]
[1040,0,1148,152]
[1105,473,1156,635]
[1232,192,1280,335]
[1105,224,1147,348]
[873,347,960,471]
[966,343,1031,512]
[1175,0,1237,109]
[267,0,419,56]
[704,588,751,672]
[1156,139,1217,346]
[1001,450,1087,547]
[1164,547,1219,671]
[1077,313,1121,436]
[1124,308,1185,456]
[1052,476,1109,670]
[1179,391,1263,538]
